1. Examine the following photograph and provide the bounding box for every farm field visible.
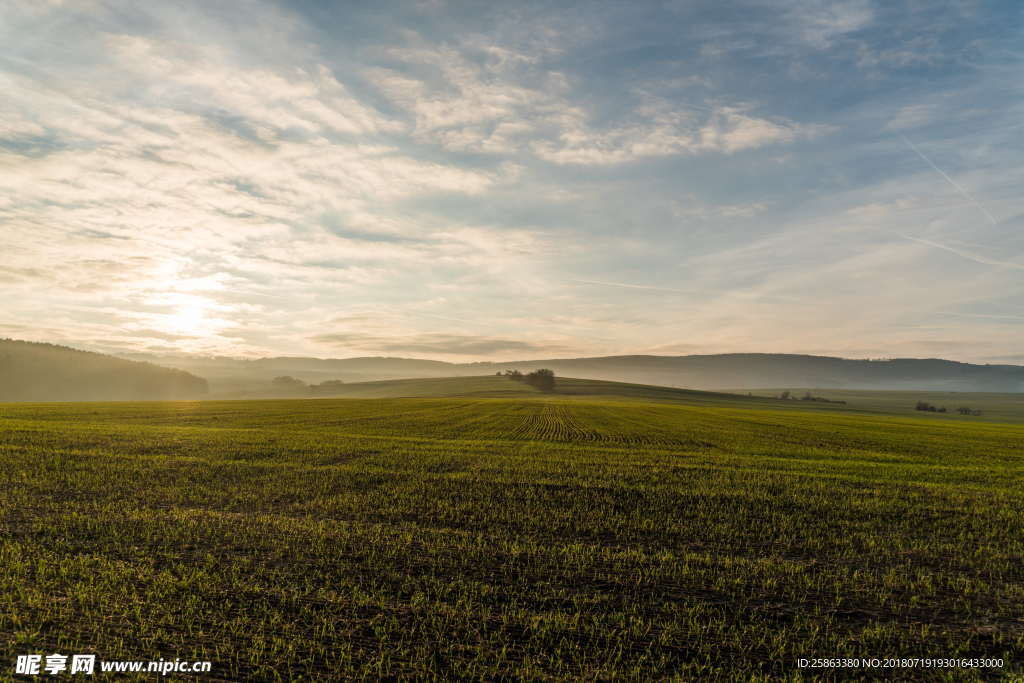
[238,374,1024,424]
[747,388,1024,425]
[2,379,1023,680]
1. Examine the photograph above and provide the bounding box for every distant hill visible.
[213,375,1024,422]
[474,354,1024,393]
[0,339,209,402]
[118,354,455,394]
[257,374,772,406]
[129,351,1024,393]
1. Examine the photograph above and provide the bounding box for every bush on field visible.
[799,391,847,405]
[310,379,346,396]
[503,368,556,392]
[272,376,308,393]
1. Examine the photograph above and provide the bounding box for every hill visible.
[476,354,1024,392]
[0,339,209,402]
[222,374,767,403]
[129,351,1024,393]
[280,374,771,404]
[120,354,457,394]
[217,374,1024,422]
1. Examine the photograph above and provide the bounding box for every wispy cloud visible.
[0,0,1021,362]
[568,279,692,295]
[899,234,1024,270]
[311,332,569,356]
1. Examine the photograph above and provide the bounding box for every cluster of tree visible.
[777,390,846,404]
[915,401,947,413]
[271,375,307,391]
[956,406,982,416]
[310,379,346,395]
[499,368,556,392]
[271,376,347,396]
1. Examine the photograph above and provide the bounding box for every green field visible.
[254,375,1024,425]
[2,376,1023,680]
[749,388,1024,425]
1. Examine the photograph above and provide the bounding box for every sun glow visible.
[167,302,209,336]
[147,290,223,338]
[139,266,237,341]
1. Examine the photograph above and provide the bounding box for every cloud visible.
[368,38,832,166]
[884,104,938,132]
[568,279,692,295]
[1,0,1021,363]
[529,107,828,165]
[104,34,401,138]
[310,332,567,356]
[0,3,534,358]
[899,235,1024,270]
[667,194,774,221]
[788,0,874,49]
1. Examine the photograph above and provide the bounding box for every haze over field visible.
[4,338,1023,403]
[128,348,1024,393]
[2,1,1022,363]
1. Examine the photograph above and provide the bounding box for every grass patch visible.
[1,395,1022,679]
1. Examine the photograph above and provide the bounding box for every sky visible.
[1,0,1022,363]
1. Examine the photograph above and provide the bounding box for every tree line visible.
[271,376,346,396]
[915,401,982,416]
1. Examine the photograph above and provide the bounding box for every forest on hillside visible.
[0,339,208,401]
